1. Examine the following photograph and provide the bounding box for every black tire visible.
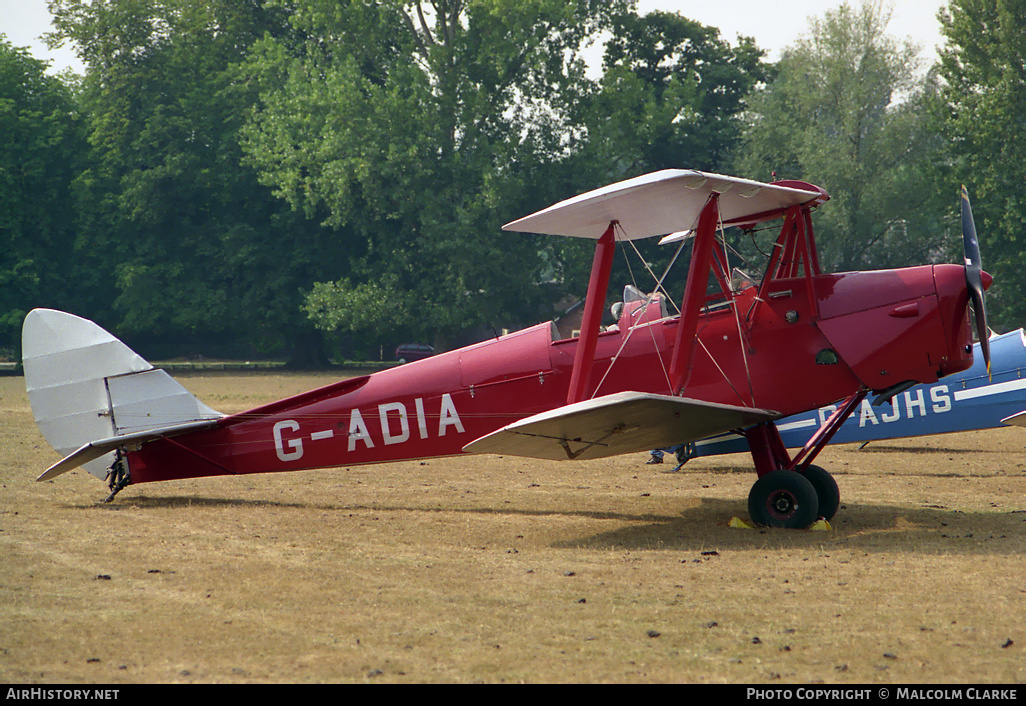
[748,470,819,529]
[801,464,840,521]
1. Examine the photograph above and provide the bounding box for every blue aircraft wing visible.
[690,329,1026,459]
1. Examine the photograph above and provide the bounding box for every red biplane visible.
[23,170,990,528]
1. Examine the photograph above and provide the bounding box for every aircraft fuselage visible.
[126,263,975,484]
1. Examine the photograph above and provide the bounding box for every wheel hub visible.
[770,491,797,517]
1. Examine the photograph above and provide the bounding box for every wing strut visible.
[567,222,617,404]
[748,204,821,323]
[668,193,720,394]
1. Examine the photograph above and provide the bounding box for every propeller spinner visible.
[960,185,991,377]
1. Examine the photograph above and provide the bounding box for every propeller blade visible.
[961,185,990,377]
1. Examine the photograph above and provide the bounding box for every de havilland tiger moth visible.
[23,170,993,528]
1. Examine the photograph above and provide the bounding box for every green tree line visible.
[1,0,1023,365]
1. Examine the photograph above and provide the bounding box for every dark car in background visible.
[395,343,435,363]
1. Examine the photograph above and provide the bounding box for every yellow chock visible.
[728,516,755,529]
[808,518,832,531]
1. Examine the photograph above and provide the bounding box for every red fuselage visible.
[126,263,976,484]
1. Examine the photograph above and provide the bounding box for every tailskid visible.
[103,451,130,503]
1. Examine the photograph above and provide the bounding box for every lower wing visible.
[463,391,778,461]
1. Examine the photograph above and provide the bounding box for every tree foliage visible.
[241,0,634,343]
[12,0,1026,363]
[938,0,1026,330]
[572,10,771,295]
[0,36,84,348]
[583,10,769,180]
[736,0,948,272]
[46,0,348,363]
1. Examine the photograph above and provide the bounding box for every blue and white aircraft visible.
[676,329,1026,463]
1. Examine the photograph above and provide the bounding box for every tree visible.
[47,0,346,364]
[241,0,631,345]
[736,0,948,273]
[582,10,769,180]
[563,10,771,299]
[0,36,85,350]
[938,0,1026,330]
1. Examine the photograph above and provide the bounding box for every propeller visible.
[960,184,991,378]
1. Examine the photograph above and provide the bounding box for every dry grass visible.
[1,372,1023,684]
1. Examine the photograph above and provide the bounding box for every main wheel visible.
[748,470,819,529]
[801,464,840,521]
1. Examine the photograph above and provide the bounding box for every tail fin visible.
[22,309,223,482]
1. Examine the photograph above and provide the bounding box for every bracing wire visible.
[583,210,761,407]
[588,221,688,398]
[716,211,756,407]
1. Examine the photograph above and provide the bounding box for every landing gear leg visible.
[742,389,866,527]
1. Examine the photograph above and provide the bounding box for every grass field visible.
[1,372,1023,683]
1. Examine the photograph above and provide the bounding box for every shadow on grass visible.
[849,444,1009,455]
[555,497,1025,555]
[71,487,1026,557]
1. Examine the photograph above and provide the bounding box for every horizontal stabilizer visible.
[36,419,222,482]
[1001,411,1026,427]
[462,391,778,461]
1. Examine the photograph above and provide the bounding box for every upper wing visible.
[462,391,778,461]
[502,169,828,241]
